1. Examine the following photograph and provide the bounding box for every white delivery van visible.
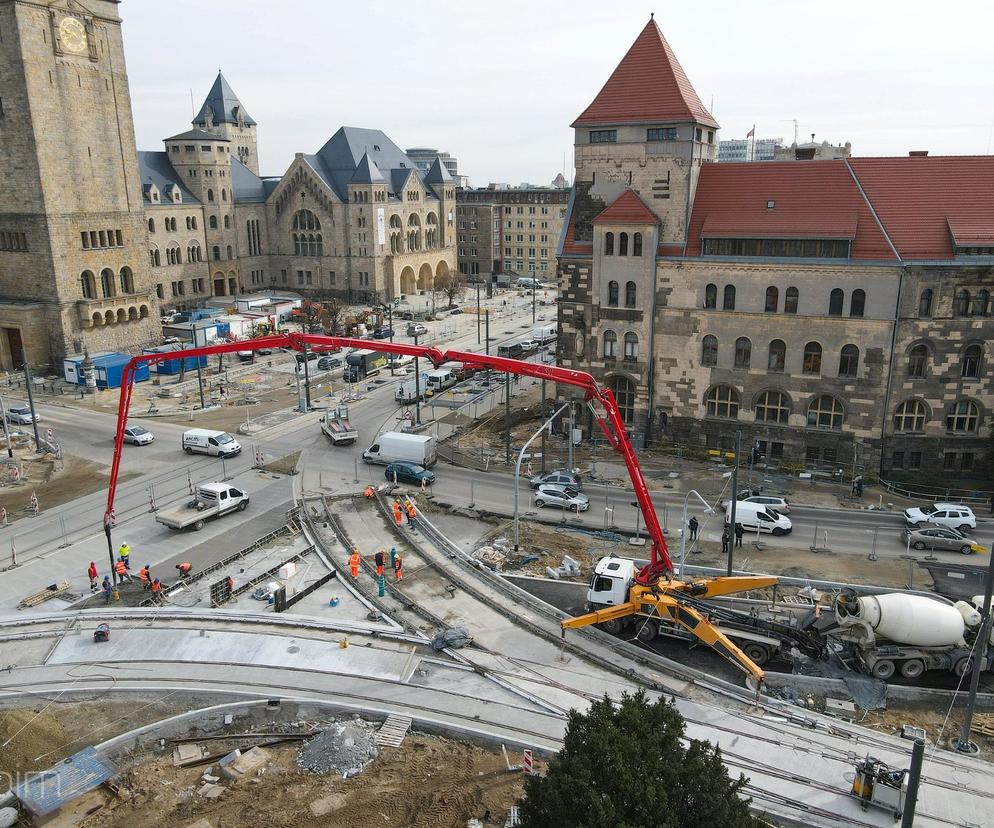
[725,501,792,535]
[533,324,557,345]
[182,428,242,457]
[425,368,457,393]
[363,431,437,467]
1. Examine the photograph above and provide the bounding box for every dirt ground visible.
[64,734,529,828]
[858,704,994,754]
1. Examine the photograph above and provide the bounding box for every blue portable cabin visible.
[142,343,208,375]
[62,352,149,388]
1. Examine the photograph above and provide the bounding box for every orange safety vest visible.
[150,580,161,593]
[349,553,361,568]
[138,568,150,584]
[406,503,417,518]
[364,486,375,498]
[114,561,126,575]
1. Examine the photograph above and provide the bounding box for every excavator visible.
[102,332,779,683]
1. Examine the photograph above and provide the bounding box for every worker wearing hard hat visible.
[118,542,131,570]
[349,548,361,579]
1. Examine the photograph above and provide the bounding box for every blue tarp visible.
[13,746,115,817]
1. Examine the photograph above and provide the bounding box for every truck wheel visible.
[954,655,974,678]
[600,618,624,635]
[193,519,205,531]
[913,541,926,550]
[871,659,895,680]
[900,659,925,679]
[184,446,194,454]
[960,544,973,555]
[635,619,658,642]
[238,500,248,511]
[742,642,771,667]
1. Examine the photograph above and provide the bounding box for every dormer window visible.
[766,200,775,209]
[373,145,380,151]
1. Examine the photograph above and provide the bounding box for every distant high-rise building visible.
[405,148,466,188]
[717,137,783,163]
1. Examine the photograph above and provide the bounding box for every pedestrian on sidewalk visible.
[688,517,699,542]
[87,561,98,593]
[118,541,131,570]
[721,528,730,556]
[734,523,744,548]
[349,547,361,579]
[374,549,385,577]
[855,476,864,498]
[393,553,403,582]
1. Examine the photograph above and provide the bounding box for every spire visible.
[424,156,454,184]
[193,72,256,127]
[572,19,718,129]
[350,152,385,184]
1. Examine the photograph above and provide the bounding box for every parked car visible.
[449,307,464,315]
[534,484,589,512]
[902,524,986,555]
[407,323,428,337]
[530,469,582,490]
[372,327,395,339]
[518,339,538,353]
[295,350,319,365]
[384,461,435,486]
[904,503,977,532]
[123,424,154,446]
[724,493,790,514]
[5,404,38,425]
[317,356,342,371]
[237,350,254,362]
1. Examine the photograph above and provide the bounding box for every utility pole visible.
[301,342,311,410]
[726,430,741,576]
[413,332,421,424]
[956,549,994,753]
[0,395,12,458]
[485,310,490,355]
[476,283,481,344]
[567,402,575,470]
[20,348,42,451]
[532,284,536,324]
[504,372,511,465]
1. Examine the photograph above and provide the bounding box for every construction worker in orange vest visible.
[113,559,130,582]
[138,565,151,589]
[150,578,162,603]
[364,485,375,499]
[405,499,417,531]
[348,547,361,578]
[393,552,403,581]
[374,549,385,576]
[392,500,403,527]
[176,562,193,577]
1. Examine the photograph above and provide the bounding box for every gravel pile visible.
[297,718,378,778]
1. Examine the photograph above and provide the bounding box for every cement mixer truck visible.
[829,590,992,680]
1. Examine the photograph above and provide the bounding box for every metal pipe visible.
[301,342,311,410]
[726,430,740,575]
[0,394,13,458]
[21,350,42,452]
[956,545,994,752]
[504,372,511,465]
[513,401,570,552]
[901,737,925,827]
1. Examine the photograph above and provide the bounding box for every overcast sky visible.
[124,1,994,187]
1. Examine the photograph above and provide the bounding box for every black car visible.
[384,462,435,486]
[295,350,318,364]
[372,327,395,339]
[317,356,342,370]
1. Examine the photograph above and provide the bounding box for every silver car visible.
[123,424,155,445]
[534,484,589,512]
[902,525,986,555]
[5,404,38,425]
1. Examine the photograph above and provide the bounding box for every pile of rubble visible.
[297,718,378,778]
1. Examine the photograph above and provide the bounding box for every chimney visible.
[909,150,929,157]
[810,133,816,143]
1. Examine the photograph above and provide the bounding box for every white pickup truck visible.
[155,482,249,531]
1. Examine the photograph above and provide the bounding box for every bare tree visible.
[298,299,327,334]
[434,270,466,310]
[322,297,345,335]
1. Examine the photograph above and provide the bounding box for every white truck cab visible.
[587,555,638,609]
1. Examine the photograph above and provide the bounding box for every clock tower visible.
[0,0,160,368]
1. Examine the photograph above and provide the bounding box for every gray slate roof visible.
[350,152,385,184]
[193,72,257,127]
[230,157,276,202]
[137,151,201,205]
[165,127,229,142]
[424,156,454,184]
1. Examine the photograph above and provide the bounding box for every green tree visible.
[520,690,760,828]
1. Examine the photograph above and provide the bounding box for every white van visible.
[425,369,456,393]
[182,428,242,458]
[725,501,792,535]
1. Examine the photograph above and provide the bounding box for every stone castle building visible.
[557,17,994,477]
[0,0,455,371]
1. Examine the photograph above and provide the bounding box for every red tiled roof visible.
[849,156,994,259]
[686,161,898,261]
[592,190,659,225]
[700,209,857,240]
[572,19,718,129]
[947,217,994,247]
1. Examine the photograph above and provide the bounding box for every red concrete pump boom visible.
[104,332,672,582]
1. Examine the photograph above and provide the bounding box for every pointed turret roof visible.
[592,190,659,225]
[193,72,256,127]
[572,18,718,129]
[350,152,385,184]
[424,156,454,184]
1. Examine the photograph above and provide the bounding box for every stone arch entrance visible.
[213,273,226,296]
[400,266,416,295]
[417,262,433,291]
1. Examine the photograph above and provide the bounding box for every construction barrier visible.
[523,749,534,775]
[29,491,38,515]
[254,447,265,466]
[46,428,53,443]
[420,477,428,491]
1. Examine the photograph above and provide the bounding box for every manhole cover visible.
[287,645,300,654]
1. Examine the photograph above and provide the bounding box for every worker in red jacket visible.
[87,561,98,593]
[176,562,193,577]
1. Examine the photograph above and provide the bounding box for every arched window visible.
[954,289,971,317]
[734,337,751,368]
[802,342,822,374]
[755,390,791,424]
[80,270,96,299]
[99,268,114,298]
[149,247,160,267]
[962,344,983,379]
[946,400,980,432]
[293,209,321,231]
[208,215,217,230]
[223,215,230,229]
[226,245,233,259]
[849,289,865,318]
[918,289,933,318]
[623,332,638,360]
[619,232,628,256]
[119,266,133,294]
[828,288,844,316]
[765,286,778,313]
[633,232,642,256]
[607,280,619,306]
[604,232,614,255]
[705,385,740,419]
[767,339,785,373]
[212,245,220,260]
[701,335,718,366]
[603,330,617,358]
[972,289,989,316]
[221,189,227,201]
[908,343,929,378]
[807,395,844,429]
[207,189,214,202]
[609,375,636,425]
[625,281,636,308]
[704,284,717,309]
[784,286,799,314]
[839,344,859,377]
[147,218,155,233]
[893,400,928,432]
[723,284,736,310]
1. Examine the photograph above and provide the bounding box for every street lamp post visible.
[413,332,421,424]
[476,283,481,344]
[514,402,571,552]
[680,489,716,579]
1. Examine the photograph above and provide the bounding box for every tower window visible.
[647,127,677,142]
[589,130,617,144]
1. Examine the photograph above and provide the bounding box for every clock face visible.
[59,17,87,54]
